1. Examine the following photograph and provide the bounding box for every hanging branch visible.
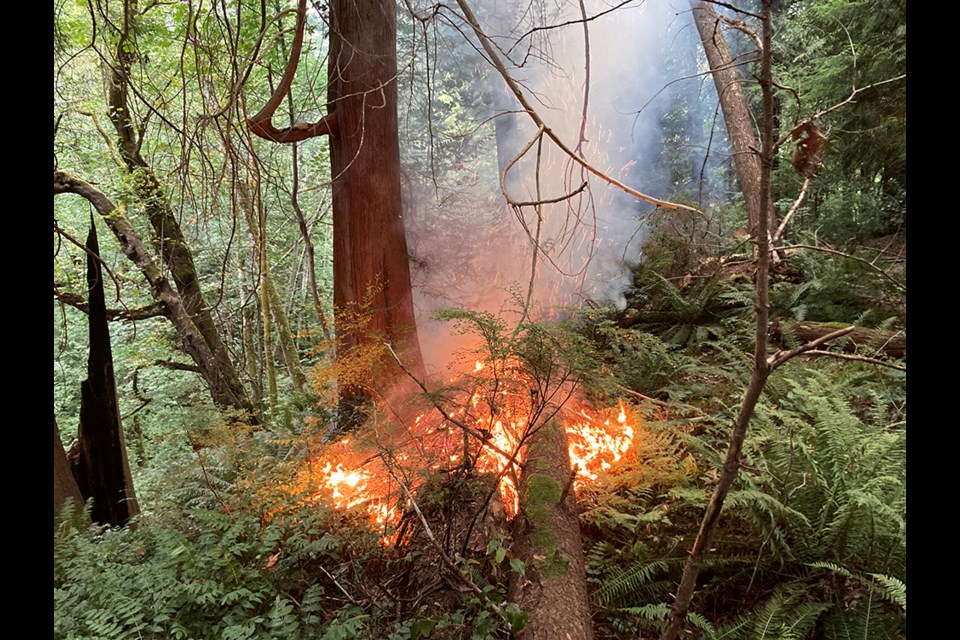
[455,0,694,213]
[246,0,339,142]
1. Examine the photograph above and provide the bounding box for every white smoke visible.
[399,0,717,371]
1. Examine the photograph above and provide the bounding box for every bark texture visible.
[510,423,593,640]
[328,0,426,397]
[690,1,778,237]
[69,219,140,527]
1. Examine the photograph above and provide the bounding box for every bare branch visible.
[771,176,810,245]
[781,243,905,291]
[455,0,695,213]
[775,75,906,150]
[802,350,906,371]
[246,0,340,142]
[53,288,167,321]
[768,325,855,370]
[383,343,524,469]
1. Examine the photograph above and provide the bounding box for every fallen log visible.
[771,320,905,359]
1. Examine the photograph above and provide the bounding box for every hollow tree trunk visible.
[510,422,594,640]
[69,218,140,527]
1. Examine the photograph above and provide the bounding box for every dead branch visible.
[802,350,906,371]
[781,243,905,291]
[767,325,855,370]
[53,288,167,321]
[384,343,525,469]
[771,176,810,245]
[382,460,511,624]
[455,0,695,213]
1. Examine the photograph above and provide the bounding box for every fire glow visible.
[311,359,641,537]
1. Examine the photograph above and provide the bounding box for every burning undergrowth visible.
[296,311,672,548]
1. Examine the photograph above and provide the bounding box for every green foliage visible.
[774,0,906,240]
[54,496,382,640]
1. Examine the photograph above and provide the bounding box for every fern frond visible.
[866,573,906,612]
[595,559,673,606]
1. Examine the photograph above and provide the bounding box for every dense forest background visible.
[54,0,906,638]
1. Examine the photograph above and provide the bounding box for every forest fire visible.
[310,357,641,538]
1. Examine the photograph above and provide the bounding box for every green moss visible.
[523,473,567,578]
[540,551,569,579]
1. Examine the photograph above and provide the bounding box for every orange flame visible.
[310,359,641,537]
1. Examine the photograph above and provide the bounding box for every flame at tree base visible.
[301,356,645,544]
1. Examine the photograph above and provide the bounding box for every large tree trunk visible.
[247,0,425,409]
[510,422,594,640]
[327,0,426,402]
[690,1,778,240]
[104,0,254,419]
[69,218,140,527]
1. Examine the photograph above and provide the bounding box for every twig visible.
[53,220,123,302]
[557,466,579,506]
[319,566,359,605]
[775,75,906,150]
[382,461,511,624]
[768,325,855,370]
[384,343,524,469]
[780,243,905,291]
[772,176,810,245]
[190,437,232,516]
[455,0,696,213]
[801,350,905,371]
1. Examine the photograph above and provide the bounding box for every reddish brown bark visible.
[327,0,425,398]
[247,0,425,404]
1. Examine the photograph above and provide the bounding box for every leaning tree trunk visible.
[510,422,594,640]
[54,171,252,418]
[106,0,254,419]
[69,217,140,527]
[690,0,778,240]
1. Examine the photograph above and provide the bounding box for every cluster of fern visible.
[574,229,905,638]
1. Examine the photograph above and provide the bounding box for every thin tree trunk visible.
[662,4,776,636]
[69,217,140,527]
[265,265,308,392]
[690,0,779,240]
[510,422,594,640]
